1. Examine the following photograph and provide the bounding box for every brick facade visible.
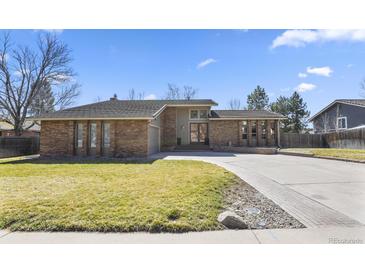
[40,120,74,156]
[209,119,278,149]
[40,120,148,157]
[160,107,177,149]
[209,120,241,148]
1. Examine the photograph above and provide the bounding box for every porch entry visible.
[190,123,208,144]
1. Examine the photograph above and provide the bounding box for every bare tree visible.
[361,78,365,98]
[228,98,242,110]
[128,88,136,100]
[127,88,145,100]
[0,33,80,135]
[137,91,145,100]
[182,85,197,100]
[165,83,180,99]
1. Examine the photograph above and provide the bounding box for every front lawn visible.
[0,158,236,232]
[280,148,365,161]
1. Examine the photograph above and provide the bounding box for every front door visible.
[190,123,208,144]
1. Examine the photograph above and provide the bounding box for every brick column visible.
[238,121,243,146]
[95,120,102,156]
[277,120,281,147]
[248,120,252,146]
[67,121,75,155]
[266,120,272,146]
[257,120,263,147]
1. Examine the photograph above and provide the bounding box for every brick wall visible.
[40,120,74,156]
[114,120,148,157]
[160,107,177,148]
[40,119,149,157]
[209,120,240,147]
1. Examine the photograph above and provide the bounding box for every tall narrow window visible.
[103,123,110,148]
[251,121,257,138]
[261,121,267,139]
[270,121,276,139]
[242,121,248,139]
[89,123,97,148]
[76,123,83,148]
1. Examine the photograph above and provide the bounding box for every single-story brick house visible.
[33,98,285,157]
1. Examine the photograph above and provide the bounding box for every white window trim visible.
[189,109,208,120]
[337,116,347,130]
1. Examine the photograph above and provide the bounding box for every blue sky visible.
[2,29,365,116]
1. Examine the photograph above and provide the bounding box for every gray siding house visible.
[309,99,365,133]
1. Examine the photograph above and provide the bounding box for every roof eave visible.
[209,117,286,120]
[27,117,153,121]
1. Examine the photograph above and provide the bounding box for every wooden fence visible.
[280,128,365,149]
[0,136,40,158]
[280,132,323,148]
[322,128,365,149]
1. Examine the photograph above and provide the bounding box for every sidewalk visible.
[1,227,364,244]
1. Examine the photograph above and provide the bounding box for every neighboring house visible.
[309,99,365,133]
[33,98,285,157]
[0,119,40,137]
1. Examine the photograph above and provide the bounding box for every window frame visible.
[102,122,111,148]
[89,123,97,148]
[261,120,267,139]
[76,123,83,148]
[251,121,257,138]
[189,109,208,120]
[337,116,347,130]
[242,120,248,140]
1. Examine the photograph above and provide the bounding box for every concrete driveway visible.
[152,152,365,228]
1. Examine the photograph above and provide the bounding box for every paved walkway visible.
[151,152,365,228]
[1,227,364,244]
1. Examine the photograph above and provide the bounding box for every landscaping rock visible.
[217,211,248,229]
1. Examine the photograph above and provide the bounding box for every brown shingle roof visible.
[210,110,285,119]
[33,99,218,120]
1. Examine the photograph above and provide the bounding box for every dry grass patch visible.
[0,158,236,232]
[281,148,365,161]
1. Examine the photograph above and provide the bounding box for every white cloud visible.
[296,83,316,92]
[144,94,157,100]
[298,72,307,78]
[271,29,365,49]
[197,58,217,69]
[306,66,333,77]
[346,64,354,68]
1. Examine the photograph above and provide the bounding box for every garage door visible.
[148,125,160,155]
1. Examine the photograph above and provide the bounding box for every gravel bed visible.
[223,179,305,229]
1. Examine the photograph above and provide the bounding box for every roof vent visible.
[110,93,118,101]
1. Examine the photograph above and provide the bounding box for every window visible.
[337,117,347,129]
[76,123,83,148]
[251,121,257,138]
[242,121,248,139]
[199,110,208,119]
[103,123,110,148]
[89,123,96,148]
[190,109,208,120]
[261,121,267,139]
[190,110,198,119]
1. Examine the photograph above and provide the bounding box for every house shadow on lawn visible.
[1,155,158,165]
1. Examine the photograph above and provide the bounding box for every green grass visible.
[281,148,365,161]
[0,158,237,232]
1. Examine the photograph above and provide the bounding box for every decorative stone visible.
[217,211,248,229]
[245,207,261,215]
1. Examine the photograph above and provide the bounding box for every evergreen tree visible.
[247,85,269,110]
[270,96,291,132]
[270,91,310,133]
[289,91,310,133]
